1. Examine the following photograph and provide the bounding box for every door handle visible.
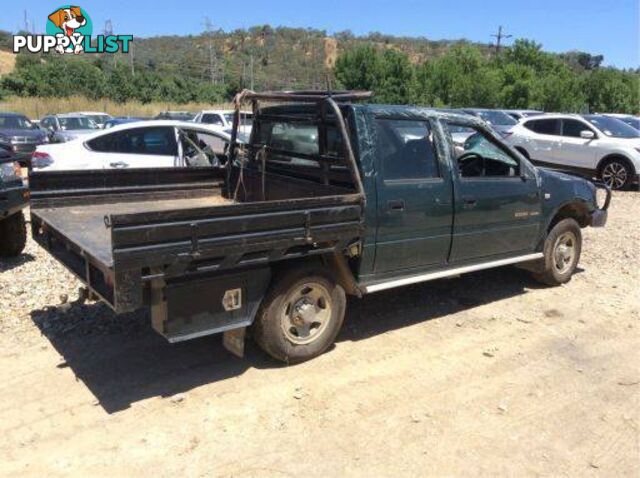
[110,161,128,168]
[462,196,477,208]
[387,199,405,211]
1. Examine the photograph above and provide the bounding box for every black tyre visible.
[532,218,582,286]
[253,266,346,364]
[0,211,27,257]
[600,157,633,190]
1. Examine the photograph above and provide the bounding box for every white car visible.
[506,114,640,189]
[193,109,253,133]
[32,120,248,171]
[71,111,113,129]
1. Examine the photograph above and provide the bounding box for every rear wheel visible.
[0,211,27,257]
[253,266,346,363]
[600,157,632,190]
[532,218,581,286]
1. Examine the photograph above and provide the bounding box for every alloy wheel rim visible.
[602,162,627,189]
[553,232,576,274]
[281,282,332,345]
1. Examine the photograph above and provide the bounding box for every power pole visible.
[130,41,135,76]
[491,25,512,54]
[249,54,254,91]
[23,10,29,32]
[203,17,224,85]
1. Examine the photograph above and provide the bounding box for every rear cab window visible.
[254,119,343,168]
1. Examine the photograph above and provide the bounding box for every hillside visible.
[124,27,493,89]
[0,50,15,76]
[0,26,492,90]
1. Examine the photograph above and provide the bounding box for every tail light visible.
[32,151,54,169]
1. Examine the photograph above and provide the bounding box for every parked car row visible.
[442,108,639,190]
[1,105,637,189]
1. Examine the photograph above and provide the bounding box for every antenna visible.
[491,25,512,54]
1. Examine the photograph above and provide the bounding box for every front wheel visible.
[0,211,27,257]
[252,266,346,363]
[531,218,582,286]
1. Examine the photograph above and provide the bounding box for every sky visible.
[4,0,639,68]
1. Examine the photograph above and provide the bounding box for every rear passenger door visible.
[86,126,180,169]
[374,118,453,274]
[523,118,562,165]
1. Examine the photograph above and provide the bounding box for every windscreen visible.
[584,115,639,138]
[475,110,518,126]
[59,117,98,130]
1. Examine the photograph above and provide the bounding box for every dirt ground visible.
[1,192,638,477]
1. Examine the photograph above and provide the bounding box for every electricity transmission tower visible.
[491,26,512,54]
[204,17,224,85]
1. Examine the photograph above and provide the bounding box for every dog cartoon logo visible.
[14,6,130,55]
[46,6,92,54]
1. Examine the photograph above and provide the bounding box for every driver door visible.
[178,128,230,167]
[443,121,542,263]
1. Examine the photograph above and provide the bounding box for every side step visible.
[363,253,543,293]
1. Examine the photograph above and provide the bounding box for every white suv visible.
[507,114,640,189]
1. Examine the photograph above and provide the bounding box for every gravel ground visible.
[0,192,638,476]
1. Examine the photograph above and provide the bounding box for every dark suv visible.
[0,149,28,257]
[0,112,49,166]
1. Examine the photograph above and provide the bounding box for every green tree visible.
[377,49,416,103]
[334,45,383,92]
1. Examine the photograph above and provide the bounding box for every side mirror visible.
[580,130,595,140]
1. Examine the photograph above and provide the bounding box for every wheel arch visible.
[546,200,591,234]
[270,253,362,297]
[596,153,636,176]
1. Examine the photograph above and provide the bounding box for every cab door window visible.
[562,119,594,138]
[178,128,229,166]
[446,124,519,178]
[525,119,561,135]
[376,119,440,181]
[88,127,177,156]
